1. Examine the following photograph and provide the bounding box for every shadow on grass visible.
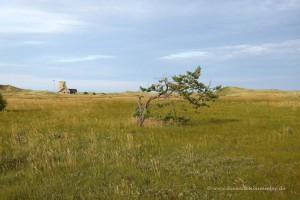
[0,154,28,172]
[6,109,39,113]
[208,118,240,124]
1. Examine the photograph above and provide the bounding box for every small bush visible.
[0,93,7,111]
[84,92,88,95]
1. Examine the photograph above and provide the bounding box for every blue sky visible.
[0,0,299,92]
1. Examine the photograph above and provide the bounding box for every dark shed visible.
[69,89,77,94]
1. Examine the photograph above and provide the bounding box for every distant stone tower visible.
[58,81,68,93]
[58,81,77,94]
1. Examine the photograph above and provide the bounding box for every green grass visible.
[0,89,299,199]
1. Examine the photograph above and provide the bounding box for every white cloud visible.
[1,0,298,37]
[160,51,212,60]
[261,0,300,10]
[80,2,151,18]
[0,6,86,34]
[223,39,300,55]
[161,39,300,61]
[51,54,115,63]
[0,39,47,47]
[236,46,268,54]
[0,62,29,68]
[21,41,47,45]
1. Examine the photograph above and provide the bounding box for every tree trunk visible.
[137,115,145,127]
[136,95,159,127]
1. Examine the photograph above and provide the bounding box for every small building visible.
[58,81,77,94]
[68,89,77,94]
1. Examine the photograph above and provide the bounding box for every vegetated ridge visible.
[1,84,299,98]
[217,86,300,98]
[0,85,26,92]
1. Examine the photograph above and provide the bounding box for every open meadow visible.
[0,87,299,199]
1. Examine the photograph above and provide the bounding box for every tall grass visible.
[0,92,299,199]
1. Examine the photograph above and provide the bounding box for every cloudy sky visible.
[0,0,299,92]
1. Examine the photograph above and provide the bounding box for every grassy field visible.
[0,87,299,199]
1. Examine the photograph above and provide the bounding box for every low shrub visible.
[0,93,7,111]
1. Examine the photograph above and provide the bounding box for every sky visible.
[0,0,299,92]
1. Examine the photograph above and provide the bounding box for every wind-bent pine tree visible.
[135,66,221,126]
